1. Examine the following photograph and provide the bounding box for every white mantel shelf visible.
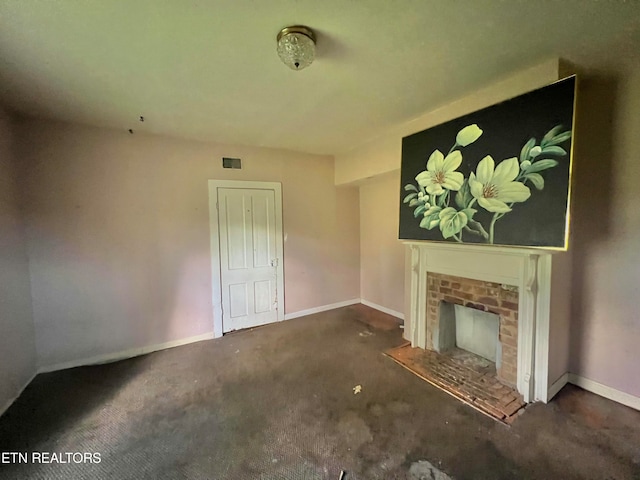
[403,241,572,404]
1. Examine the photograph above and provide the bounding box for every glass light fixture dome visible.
[276,26,316,71]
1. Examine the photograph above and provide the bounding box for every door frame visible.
[208,180,285,337]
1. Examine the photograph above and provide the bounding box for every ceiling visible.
[0,1,639,155]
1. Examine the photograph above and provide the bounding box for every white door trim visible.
[208,180,285,337]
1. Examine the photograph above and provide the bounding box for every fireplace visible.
[404,242,572,404]
[442,304,500,367]
[428,273,518,387]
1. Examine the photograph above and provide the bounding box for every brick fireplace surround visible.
[427,273,519,386]
[404,242,572,404]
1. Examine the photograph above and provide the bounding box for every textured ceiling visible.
[0,0,639,155]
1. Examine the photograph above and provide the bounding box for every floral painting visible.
[399,76,576,249]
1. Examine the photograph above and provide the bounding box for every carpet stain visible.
[409,460,453,480]
[337,411,373,449]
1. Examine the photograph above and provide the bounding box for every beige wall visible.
[15,119,359,369]
[0,108,36,414]
[359,172,405,315]
[567,69,640,397]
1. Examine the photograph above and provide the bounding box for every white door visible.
[218,187,280,332]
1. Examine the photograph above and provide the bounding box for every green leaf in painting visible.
[455,179,472,209]
[438,207,468,239]
[541,145,567,156]
[541,125,564,146]
[419,216,437,229]
[404,184,419,192]
[409,198,420,207]
[547,131,572,146]
[403,192,418,203]
[424,206,442,217]
[461,208,477,221]
[523,159,559,173]
[421,206,442,230]
[414,205,427,217]
[520,137,536,163]
[525,173,545,190]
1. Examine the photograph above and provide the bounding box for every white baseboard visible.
[361,299,405,320]
[548,372,569,401]
[0,371,37,418]
[284,299,361,321]
[38,332,215,374]
[568,373,640,411]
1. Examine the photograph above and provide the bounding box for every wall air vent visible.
[222,157,241,169]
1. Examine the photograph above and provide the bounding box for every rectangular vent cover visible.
[222,157,241,169]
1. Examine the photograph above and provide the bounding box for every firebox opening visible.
[434,302,502,370]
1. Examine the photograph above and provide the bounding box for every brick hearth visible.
[426,272,519,386]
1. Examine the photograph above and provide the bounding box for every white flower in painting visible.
[469,156,531,213]
[415,150,464,195]
[456,124,483,147]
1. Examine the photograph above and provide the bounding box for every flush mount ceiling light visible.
[276,25,316,71]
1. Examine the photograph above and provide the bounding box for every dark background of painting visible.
[399,76,576,248]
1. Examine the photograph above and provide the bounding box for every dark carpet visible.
[0,305,639,479]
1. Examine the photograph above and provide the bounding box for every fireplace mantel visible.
[403,241,571,404]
